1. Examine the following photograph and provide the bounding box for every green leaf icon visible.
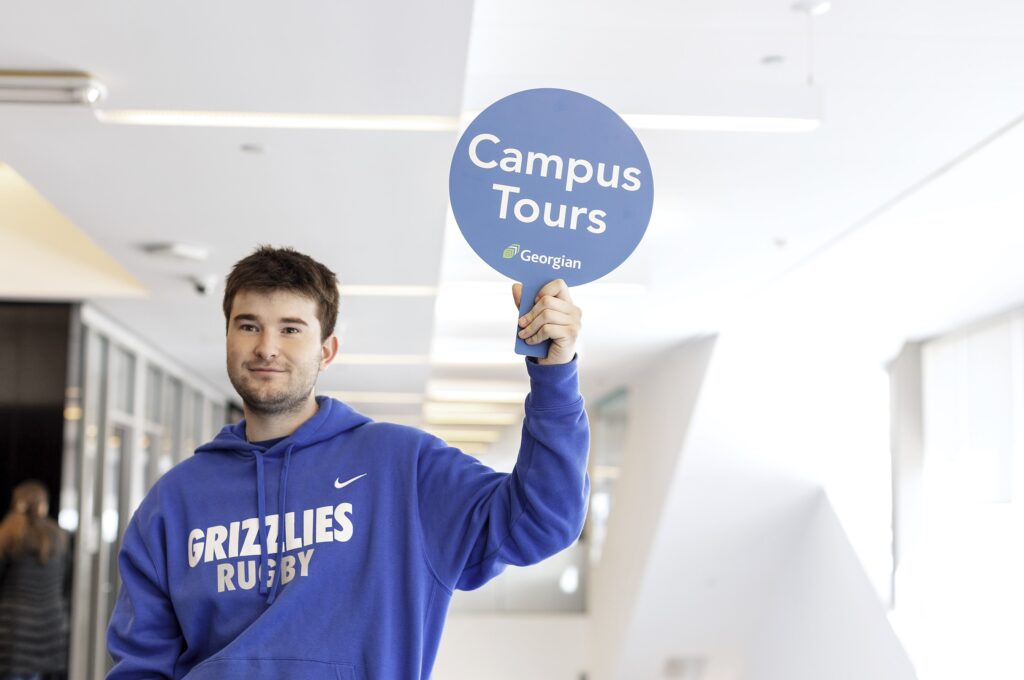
[502,244,520,259]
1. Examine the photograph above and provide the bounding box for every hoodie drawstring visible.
[255,452,269,598]
[192,398,371,604]
[265,444,294,605]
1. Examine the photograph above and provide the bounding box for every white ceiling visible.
[2,0,1022,402]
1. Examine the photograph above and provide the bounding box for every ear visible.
[320,334,339,369]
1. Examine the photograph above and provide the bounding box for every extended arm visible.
[417,280,590,591]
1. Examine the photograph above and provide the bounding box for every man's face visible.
[226,289,335,417]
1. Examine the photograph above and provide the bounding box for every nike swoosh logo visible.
[334,473,368,489]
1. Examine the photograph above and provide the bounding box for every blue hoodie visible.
[106,358,589,679]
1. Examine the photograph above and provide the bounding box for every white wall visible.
[739,493,917,680]
[586,336,717,679]
[597,320,911,679]
[890,312,1024,679]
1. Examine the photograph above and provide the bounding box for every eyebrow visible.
[232,314,309,327]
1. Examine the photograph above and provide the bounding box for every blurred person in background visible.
[0,480,71,680]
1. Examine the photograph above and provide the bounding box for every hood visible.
[194,396,371,605]
[196,395,371,458]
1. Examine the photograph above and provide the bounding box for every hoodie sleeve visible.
[107,506,184,679]
[417,356,590,591]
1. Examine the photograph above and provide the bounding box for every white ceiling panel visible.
[0,1,474,114]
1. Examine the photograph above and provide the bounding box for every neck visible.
[243,394,319,442]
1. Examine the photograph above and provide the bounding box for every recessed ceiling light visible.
[240,143,264,154]
[558,565,580,594]
[761,55,786,65]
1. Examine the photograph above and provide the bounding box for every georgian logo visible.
[501,242,581,272]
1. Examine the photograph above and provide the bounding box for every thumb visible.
[511,282,523,309]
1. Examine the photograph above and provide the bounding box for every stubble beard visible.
[228,361,321,418]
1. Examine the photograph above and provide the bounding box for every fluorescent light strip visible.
[430,352,525,366]
[623,114,820,133]
[322,391,424,404]
[427,378,528,398]
[338,284,438,297]
[425,402,520,415]
[95,109,460,132]
[591,464,622,480]
[425,413,519,426]
[427,389,527,404]
[95,108,815,134]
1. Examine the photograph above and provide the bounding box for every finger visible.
[512,282,523,309]
[533,279,573,305]
[522,321,579,346]
[518,294,580,328]
[518,308,575,340]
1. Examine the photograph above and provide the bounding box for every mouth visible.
[247,367,286,374]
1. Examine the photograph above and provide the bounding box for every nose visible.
[254,331,279,361]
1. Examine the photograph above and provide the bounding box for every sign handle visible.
[514,280,550,358]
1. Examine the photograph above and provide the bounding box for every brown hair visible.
[0,480,66,564]
[222,245,340,341]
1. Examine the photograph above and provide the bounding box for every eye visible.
[283,327,301,334]
[239,323,259,332]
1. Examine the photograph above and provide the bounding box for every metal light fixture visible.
[142,241,211,262]
[0,70,106,105]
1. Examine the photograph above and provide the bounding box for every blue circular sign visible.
[449,88,653,289]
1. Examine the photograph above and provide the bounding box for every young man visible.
[106,246,589,679]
